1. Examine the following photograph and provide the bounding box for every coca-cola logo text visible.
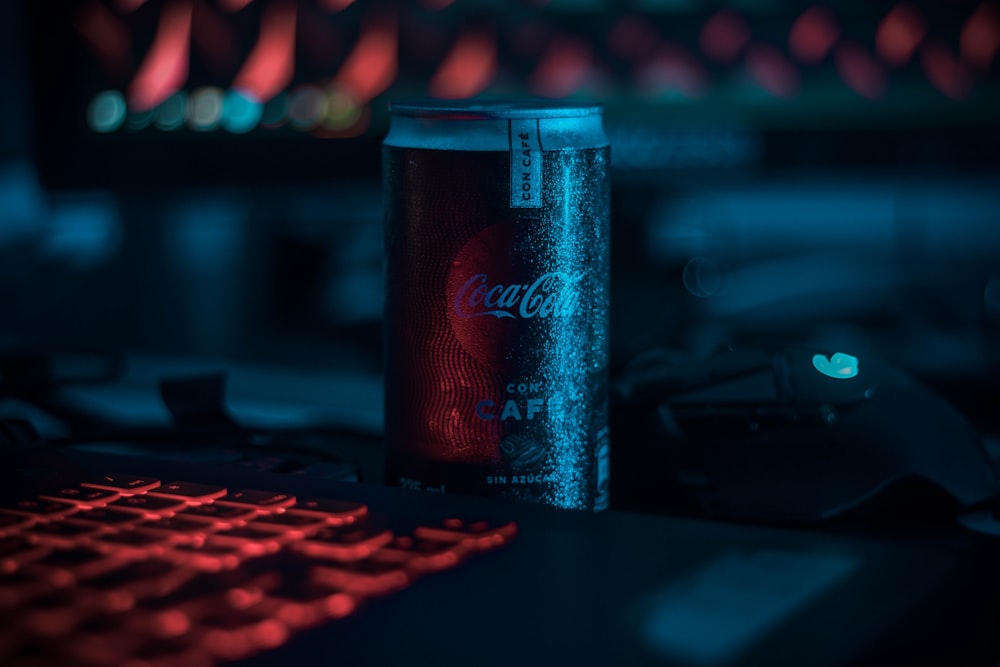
[453,272,579,320]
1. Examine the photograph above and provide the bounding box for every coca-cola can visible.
[383,100,610,510]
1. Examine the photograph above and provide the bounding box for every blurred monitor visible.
[26,0,1000,190]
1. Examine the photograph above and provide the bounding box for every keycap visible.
[29,547,130,582]
[253,581,358,630]
[1,498,78,521]
[0,536,52,574]
[108,494,188,518]
[292,522,394,562]
[178,503,258,529]
[110,637,213,667]
[246,513,327,537]
[22,590,99,637]
[60,630,145,667]
[310,559,411,597]
[81,473,161,495]
[149,481,228,505]
[38,486,120,508]
[162,543,246,573]
[0,569,70,608]
[207,526,293,556]
[24,520,109,549]
[84,558,198,604]
[72,507,146,529]
[215,490,296,512]
[136,516,218,543]
[0,510,35,537]
[200,617,290,662]
[414,517,518,550]
[371,536,470,573]
[285,498,368,525]
[92,528,177,558]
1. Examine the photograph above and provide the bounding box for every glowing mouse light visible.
[812,352,859,379]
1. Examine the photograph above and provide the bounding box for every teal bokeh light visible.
[222,89,263,134]
[188,87,225,132]
[87,90,126,133]
[261,92,290,128]
[126,108,154,132]
[155,93,187,131]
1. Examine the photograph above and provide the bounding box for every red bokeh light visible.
[922,41,974,99]
[334,11,398,103]
[835,42,888,99]
[700,10,751,64]
[232,2,296,103]
[529,35,593,98]
[608,15,660,62]
[429,31,497,99]
[218,0,253,11]
[320,0,356,11]
[75,2,133,80]
[876,3,927,67]
[961,3,1000,68]
[634,43,707,98]
[745,43,800,99]
[127,0,192,112]
[789,6,840,65]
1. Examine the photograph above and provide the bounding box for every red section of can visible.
[383,101,610,510]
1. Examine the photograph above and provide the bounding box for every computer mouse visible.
[611,346,999,522]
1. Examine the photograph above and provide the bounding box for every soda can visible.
[382,100,610,511]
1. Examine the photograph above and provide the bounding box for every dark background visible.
[2,0,999,436]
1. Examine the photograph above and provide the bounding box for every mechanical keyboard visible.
[0,467,516,667]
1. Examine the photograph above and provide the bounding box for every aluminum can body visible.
[383,100,610,510]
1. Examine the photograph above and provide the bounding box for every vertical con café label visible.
[510,119,542,208]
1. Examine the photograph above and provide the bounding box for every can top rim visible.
[388,98,603,120]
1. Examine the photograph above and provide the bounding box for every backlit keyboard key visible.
[92,529,175,558]
[137,516,217,543]
[216,490,296,512]
[149,482,228,505]
[247,513,327,536]
[207,526,293,556]
[25,520,109,549]
[72,507,146,529]
[0,511,34,537]
[286,499,368,526]
[23,591,98,636]
[0,536,52,574]
[164,543,246,573]
[120,640,214,667]
[61,630,145,667]
[39,486,120,508]
[414,518,518,551]
[81,473,161,495]
[29,547,130,582]
[200,618,289,662]
[178,503,258,529]
[84,558,199,604]
[254,586,358,630]
[371,536,470,573]
[310,559,411,597]
[109,494,188,518]
[293,523,394,562]
[2,498,78,521]
[0,569,68,608]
